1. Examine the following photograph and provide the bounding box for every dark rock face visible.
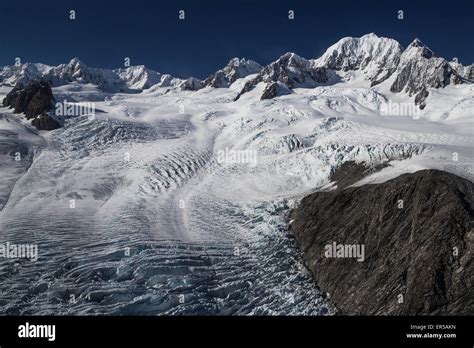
[179,77,204,91]
[31,113,60,131]
[3,81,59,130]
[3,81,55,119]
[291,169,473,315]
[329,161,388,189]
[260,82,291,100]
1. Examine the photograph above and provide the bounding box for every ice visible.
[0,50,472,315]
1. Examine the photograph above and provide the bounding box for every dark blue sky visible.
[0,0,472,79]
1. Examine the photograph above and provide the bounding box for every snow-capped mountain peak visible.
[0,63,44,87]
[402,38,434,59]
[234,51,331,100]
[390,38,463,108]
[202,57,262,88]
[115,65,163,90]
[313,32,403,85]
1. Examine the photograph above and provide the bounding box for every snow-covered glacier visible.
[0,33,472,315]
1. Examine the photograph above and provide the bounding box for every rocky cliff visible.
[3,81,59,130]
[291,169,473,315]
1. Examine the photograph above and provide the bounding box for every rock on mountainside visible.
[3,81,55,119]
[203,58,262,88]
[291,169,473,315]
[2,81,59,130]
[390,39,464,109]
[179,77,204,91]
[449,60,473,81]
[234,52,331,100]
[313,33,403,86]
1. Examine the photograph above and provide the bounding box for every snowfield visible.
[0,34,472,315]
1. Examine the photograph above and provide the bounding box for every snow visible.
[0,33,472,315]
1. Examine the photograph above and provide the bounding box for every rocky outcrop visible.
[449,60,473,82]
[3,81,55,119]
[31,113,60,130]
[260,81,291,100]
[3,81,60,130]
[179,77,204,91]
[291,169,473,315]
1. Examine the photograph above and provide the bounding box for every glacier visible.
[0,33,472,315]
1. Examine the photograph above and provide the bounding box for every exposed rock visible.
[260,81,291,100]
[31,113,60,131]
[3,81,55,119]
[179,77,204,91]
[449,60,474,82]
[291,169,473,315]
[329,161,388,189]
[2,81,60,131]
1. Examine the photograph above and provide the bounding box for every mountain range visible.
[1,33,472,108]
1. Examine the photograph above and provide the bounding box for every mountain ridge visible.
[0,34,471,105]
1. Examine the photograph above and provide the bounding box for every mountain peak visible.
[314,33,403,85]
[68,57,86,67]
[391,38,461,108]
[202,57,262,88]
[361,32,379,39]
[405,39,434,59]
[409,38,425,47]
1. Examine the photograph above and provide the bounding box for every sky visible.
[0,0,472,79]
